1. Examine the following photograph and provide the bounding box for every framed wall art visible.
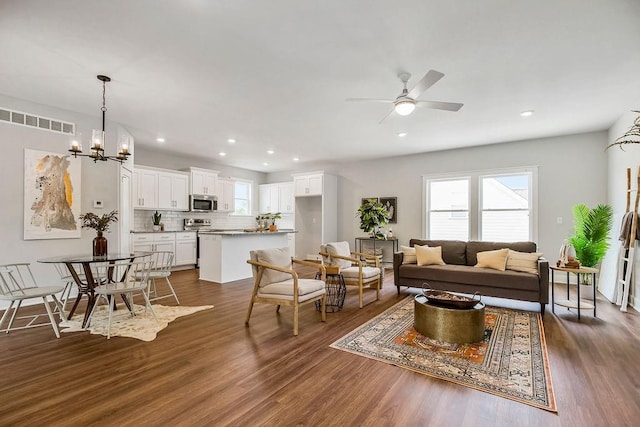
[24,148,81,240]
[380,197,397,223]
[361,197,378,206]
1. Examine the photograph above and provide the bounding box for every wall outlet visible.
[556,216,563,224]
[93,200,104,208]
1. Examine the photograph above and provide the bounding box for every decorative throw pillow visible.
[415,245,445,266]
[325,241,353,270]
[256,247,291,286]
[400,245,417,264]
[506,250,543,274]
[475,248,509,271]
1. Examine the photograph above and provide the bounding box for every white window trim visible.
[231,178,253,216]
[422,166,538,242]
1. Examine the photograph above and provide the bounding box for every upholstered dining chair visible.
[145,251,179,305]
[319,241,382,308]
[246,247,326,336]
[0,263,65,338]
[86,259,157,339]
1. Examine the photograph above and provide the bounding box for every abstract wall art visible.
[24,148,81,240]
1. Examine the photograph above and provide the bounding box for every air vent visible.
[0,107,75,135]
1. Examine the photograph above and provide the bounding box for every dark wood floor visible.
[1,268,640,426]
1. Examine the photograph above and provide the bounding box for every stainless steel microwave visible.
[190,195,217,212]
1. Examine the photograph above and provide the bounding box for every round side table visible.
[315,271,347,313]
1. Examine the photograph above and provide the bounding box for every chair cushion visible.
[258,278,326,302]
[255,247,291,287]
[416,245,445,266]
[341,266,381,279]
[506,250,543,274]
[324,241,352,270]
[400,245,417,264]
[475,248,509,271]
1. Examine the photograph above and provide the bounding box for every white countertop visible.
[197,229,296,236]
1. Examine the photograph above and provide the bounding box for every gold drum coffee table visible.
[414,295,485,344]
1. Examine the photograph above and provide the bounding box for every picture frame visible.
[361,197,378,206]
[24,148,81,240]
[380,197,397,224]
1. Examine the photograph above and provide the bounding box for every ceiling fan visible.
[347,70,463,123]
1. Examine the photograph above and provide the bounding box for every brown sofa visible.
[393,239,549,315]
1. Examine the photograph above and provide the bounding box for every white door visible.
[119,166,132,254]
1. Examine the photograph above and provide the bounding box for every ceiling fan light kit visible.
[394,98,416,116]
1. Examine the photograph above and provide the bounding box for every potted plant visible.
[152,210,162,231]
[568,203,613,280]
[269,212,282,232]
[357,198,390,239]
[79,210,118,256]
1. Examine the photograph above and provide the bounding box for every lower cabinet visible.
[133,232,196,267]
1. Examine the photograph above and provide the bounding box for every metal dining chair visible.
[0,263,65,338]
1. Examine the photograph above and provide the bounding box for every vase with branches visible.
[79,210,118,256]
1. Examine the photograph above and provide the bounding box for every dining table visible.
[38,252,152,328]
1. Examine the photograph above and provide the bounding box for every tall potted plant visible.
[357,198,390,239]
[79,210,118,256]
[568,203,613,270]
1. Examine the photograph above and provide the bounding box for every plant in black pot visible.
[79,210,118,256]
[357,198,390,239]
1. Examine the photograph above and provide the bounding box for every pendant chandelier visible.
[68,75,130,163]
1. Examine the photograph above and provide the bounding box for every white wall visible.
[269,131,608,266]
[0,94,121,286]
[601,112,640,308]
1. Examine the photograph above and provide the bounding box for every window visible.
[233,180,252,215]
[424,167,537,242]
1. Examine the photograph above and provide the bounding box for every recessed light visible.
[219,152,226,156]
[397,132,407,137]
[267,150,274,155]
[293,157,299,162]
[263,162,268,166]
[227,138,236,144]
[520,110,534,117]
[156,137,165,143]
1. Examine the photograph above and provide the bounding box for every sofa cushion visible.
[410,239,467,265]
[398,263,541,293]
[475,248,509,271]
[416,245,445,266]
[466,241,537,266]
[507,250,543,274]
[400,245,417,264]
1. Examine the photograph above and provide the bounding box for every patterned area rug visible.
[331,297,556,412]
[59,304,214,341]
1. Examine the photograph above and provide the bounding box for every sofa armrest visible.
[538,257,549,304]
[393,252,404,286]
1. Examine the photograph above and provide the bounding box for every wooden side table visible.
[550,265,599,319]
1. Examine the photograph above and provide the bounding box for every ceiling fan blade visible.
[378,108,395,124]
[346,98,393,103]
[408,70,444,99]
[416,100,464,112]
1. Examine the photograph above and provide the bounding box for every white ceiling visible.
[1,0,639,172]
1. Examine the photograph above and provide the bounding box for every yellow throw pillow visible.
[415,245,445,266]
[475,248,509,271]
[400,245,417,264]
[506,250,543,274]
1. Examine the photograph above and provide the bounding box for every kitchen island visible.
[198,229,295,284]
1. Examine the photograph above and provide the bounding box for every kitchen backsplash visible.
[133,210,294,232]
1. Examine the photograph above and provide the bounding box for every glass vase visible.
[93,232,107,256]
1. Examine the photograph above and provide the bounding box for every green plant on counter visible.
[270,212,282,225]
[357,198,389,239]
[568,203,613,267]
[152,210,162,226]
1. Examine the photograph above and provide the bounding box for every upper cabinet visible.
[157,171,190,211]
[259,182,294,214]
[134,166,189,211]
[293,173,323,196]
[189,167,218,196]
[216,178,235,212]
[133,168,158,209]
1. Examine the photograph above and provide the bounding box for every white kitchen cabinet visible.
[216,178,235,212]
[189,167,218,196]
[175,232,197,266]
[259,182,294,214]
[133,233,176,266]
[157,171,189,211]
[293,173,323,196]
[133,168,158,209]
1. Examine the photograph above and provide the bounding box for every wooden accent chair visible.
[246,247,326,336]
[320,241,382,308]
